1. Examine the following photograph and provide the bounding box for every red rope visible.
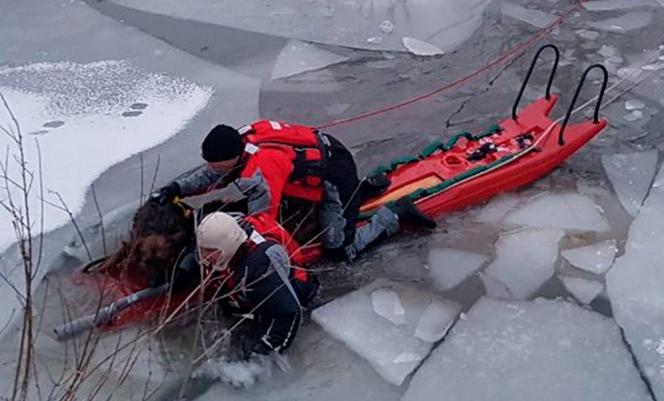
[316,1,586,130]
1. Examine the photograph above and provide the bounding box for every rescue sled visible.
[56,44,608,339]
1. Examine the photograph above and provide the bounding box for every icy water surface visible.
[1,0,664,399]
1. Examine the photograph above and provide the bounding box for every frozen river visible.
[1,0,664,400]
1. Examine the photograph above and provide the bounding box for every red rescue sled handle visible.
[512,43,560,120]
[511,44,609,147]
[559,64,608,145]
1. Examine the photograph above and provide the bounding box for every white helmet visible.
[196,212,248,271]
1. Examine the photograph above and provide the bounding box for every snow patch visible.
[0,60,212,331]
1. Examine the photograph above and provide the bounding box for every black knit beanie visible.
[201,124,244,162]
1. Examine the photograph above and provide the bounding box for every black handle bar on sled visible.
[512,44,560,121]
[53,283,169,341]
[558,64,608,146]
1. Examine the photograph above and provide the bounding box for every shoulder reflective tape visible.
[249,229,266,245]
[238,125,252,135]
[269,121,282,130]
[245,143,259,154]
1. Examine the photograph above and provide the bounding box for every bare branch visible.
[139,153,145,206]
[43,191,93,262]
[33,137,45,277]
[90,185,107,257]
[148,154,161,195]
[0,90,20,138]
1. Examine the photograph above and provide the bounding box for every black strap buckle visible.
[467,142,498,162]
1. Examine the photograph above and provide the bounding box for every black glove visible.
[155,182,181,205]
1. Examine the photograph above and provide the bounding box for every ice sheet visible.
[561,240,618,275]
[312,279,459,385]
[193,325,402,401]
[559,275,604,304]
[108,0,492,52]
[504,193,610,232]
[583,0,660,11]
[482,228,564,300]
[271,40,348,80]
[402,297,653,401]
[607,163,664,399]
[414,300,458,343]
[589,11,654,33]
[473,193,522,224]
[402,37,445,56]
[427,247,489,290]
[601,150,659,217]
[500,2,557,28]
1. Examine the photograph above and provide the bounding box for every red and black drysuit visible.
[210,213,317,355]
[175,120,400,261]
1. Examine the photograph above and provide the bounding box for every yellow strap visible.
[173,197,192,218]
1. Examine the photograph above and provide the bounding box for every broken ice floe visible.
[624,110,644,122]
[625,99,646,110]
[482,228,564,300]
[414,300,459,343]
[402,298,653,401]
[271,40,348,80]
[427,247,489,290]
[503,193,610,232]
[402,37,445,56]
[601,150,658,217]
[583,0,660,11]
[473,193,522,224]
[500,2,556,29]
[599,45,618,58]
[559,275,604,304]
[641,63,664,70]
[575,29,600,40]
[324,102,351,116]
[607,162,664,400]
[589,11,654,33]
[561,240,618,275]
[108,0,491,52]
[312,279,459,386]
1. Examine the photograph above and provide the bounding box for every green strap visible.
[445,132,474,150]
[390,156,419,170]
[419,140,445,158]
[368,125,503,177]
[370,165,391,176]
[476,124,502,139]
